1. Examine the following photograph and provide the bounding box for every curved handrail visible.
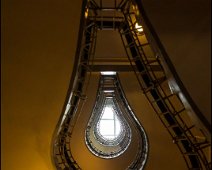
[119,0,211,169]
[52,0,211,169]
[134,0,211,133]
[51,0,93,169]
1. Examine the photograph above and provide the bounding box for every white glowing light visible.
[99,107,121,140]
[100,71,116,75]
[135,23,143,32]
[104,90,114,93]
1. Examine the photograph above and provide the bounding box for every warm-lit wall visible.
[2,0,82,169]
[2,0,210,170]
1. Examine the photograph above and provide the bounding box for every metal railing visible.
[52,0,211,169]
[52,0,98,169]
[119,0,211,169]
[85,74,133,159]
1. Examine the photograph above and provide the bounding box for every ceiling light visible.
[100,71,116,75]
[135,23,143,32]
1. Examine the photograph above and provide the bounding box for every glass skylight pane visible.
[101,107,114,119]
[115,115,119,121]
[99,104,122,140]
[115,120,121,135]
[99,120,114,135]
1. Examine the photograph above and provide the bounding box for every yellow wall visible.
[2,0,82,169]
[1,0,210,170]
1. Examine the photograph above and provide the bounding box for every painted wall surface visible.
[1,0,210,170]
[2,0,82,169]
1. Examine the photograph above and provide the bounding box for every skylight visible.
[99,106,121,140]
[85,75,134,159]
